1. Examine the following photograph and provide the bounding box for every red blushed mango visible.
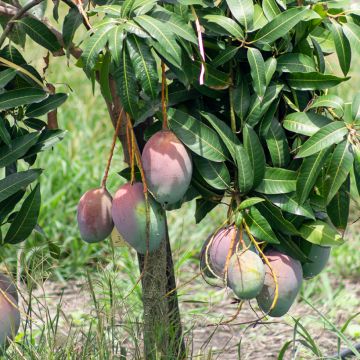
[256,250,303,317]
[0,293,20,352]
[142,130,192,206]
[227,250,265,300]
[0,274,18,304]
[111,182,166,254]
[299,242,331,279]
[77,188,114,243]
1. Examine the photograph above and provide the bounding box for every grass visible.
[0,36,360,359]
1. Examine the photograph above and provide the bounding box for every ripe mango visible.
[0,293,20,352]
[0,274,18,304]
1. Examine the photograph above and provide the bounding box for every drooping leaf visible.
[283,112,332,136]
[311,37,325,73]
[264,57,277,86]
[343,22,360,56]
[323,140,354,204]
[0,117,11,146]
[236,144,254,194]
[327,176,350,231]
[267,193,315,219]
[0,132,39,167]
[286,72,350,90]
[0,190,25,223]
[232,77,250,122]
[195,198,218,224]
[0,169,42,203]
[192,62,231,89]
[276,53,316,73]
[62,8,83,49]
[126,35,158,99]
[263,0,280,20]
[134,15,182,68]
[225,0,254,30]
[0,88,47,110]
[204,15,244,40]
[193,156,230,190]
[299,220,344,246]
[253,7,309,44]
[168,108,228,162]
[247,47,266,98]
[266,117,290,168]
[296,121,348,158]
[0,69,16,88]
[255,167,297,194]
[330,21,351,76]
[18,17,61,52]
[244,207,279,244]
[297,147,330,204]
[4,183,41,244]
[108,25,125,65]
[25,93,68,117]
[308,95,344,116]
[252,4,268,30]
[243,124,265,187]
[352,93,360,121]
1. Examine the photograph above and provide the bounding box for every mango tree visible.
[0,0,360,358]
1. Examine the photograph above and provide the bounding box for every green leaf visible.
[152,8,197,43]
[286,72,350,90]
[323,140,353,204]
[283,112,332,136]
[308,95,344,116]
[193,156,230,190]
[211,46,240,68]
[132,0,157,16]
[0,69,16,88]
[267,193,315,219]
[253,7,309,44]
[255,167,297,194]
[265,117,290,168]
[0,88,47,110]
[204,15,244,40]
[134,15,182,68]
[0,117,11,146]
[236,144,254,193]
[256,200,300,235]
[225,0,254,30]
[243,124,265,187]
[0,190,25,224]
[114,47,138,119]
[127,35,158,99]
[343,22,360,56]
[108,25,125,66]
[252,4,268,31]
[199,111,239,162]
[276,53,316,73]
[81,24,115,74]
[238,197,265,210]
[352,93,360,121]
[263,0,281,21]
[311,37,325,73]
[330,21,351,76]
[232,77,250,122]
[18,17,61,52]
[265,57,277,86]
[0,132,39,167]
[0,169,41,203]
[247,48,266,98]
[62,8,83,49]
[327,176,350,231]
[121,0,135,17]
[25,93,68,117]
[4,183,41,244]
[275,234,309,263]
[23,130,66,158]
[297,148,330,204]
[192,62,230,89]
[299,220,344,246]
[168,109,228,162]
[195,198,218,224]
[244,207,279,244]
[296,121,348,158]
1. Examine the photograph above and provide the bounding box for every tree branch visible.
[0,0,44,48]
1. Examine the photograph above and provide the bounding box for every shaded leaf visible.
[299,220,344,246]
[204,15,244,40]
[225,0,254,30]
[308,95,344,116]
[255,167,297,194]
[277,53,316,73]
[62,8,83,49]
[0,69,16,88]
[283,112,332,136]
[247,47,266,98]
[236,144,254,193]
[195,199,218,224]
[0,88,47,110]
[330,21,351,76]
[286,72,349,90]
[25,93,68,117]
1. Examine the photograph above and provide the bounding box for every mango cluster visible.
[0,274,20,352]
[77,130,192,253]
[200,227,330,317]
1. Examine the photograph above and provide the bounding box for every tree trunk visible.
[105,80,185,359]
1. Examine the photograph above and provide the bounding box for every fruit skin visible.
[0,293,20,351]
[112,182,166,254]
[299,242,331,279]
[77,188,114,243]
[256,250,303,317]
[227,250,265,300]
[0,274,18,304]
[142,130,192,206]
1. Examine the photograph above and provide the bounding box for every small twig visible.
[101,109,123,188]
[0,0,44,48]
[191,6,205,85]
